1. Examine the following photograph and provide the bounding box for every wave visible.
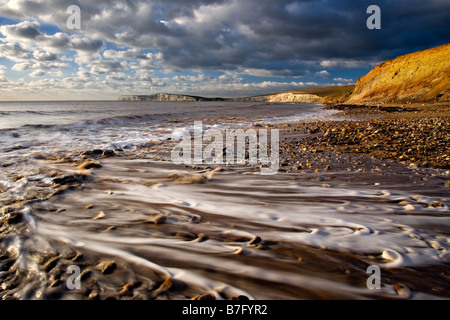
[1,110,52,116]
[21,124,57,130]
[2,160,448,300]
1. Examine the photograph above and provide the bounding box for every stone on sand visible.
[78,159,102,170]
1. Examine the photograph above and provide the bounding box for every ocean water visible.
[0,101,334,156]
[0,101,449,300]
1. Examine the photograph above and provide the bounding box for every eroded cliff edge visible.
[348,43,449,103]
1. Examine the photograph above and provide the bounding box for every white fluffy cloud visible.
[11,61,68,77]
[0,42,32,60]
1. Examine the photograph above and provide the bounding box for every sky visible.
[0,0,448,100]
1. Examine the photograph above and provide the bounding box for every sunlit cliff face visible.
[349,44,450,103]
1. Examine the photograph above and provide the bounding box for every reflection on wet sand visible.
[2,158,449,300]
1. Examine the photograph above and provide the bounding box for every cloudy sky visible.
[0,0,448,100]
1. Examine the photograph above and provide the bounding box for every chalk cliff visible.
[228,92,321,103]
[118,93,212,102]
[119,92,321,103]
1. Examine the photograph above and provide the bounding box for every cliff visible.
[118,92,321,103]
[119,44,449,105]
[118,93,224,102]
[348,43,450,103]
[291,86,355,103]
[228,92,320,103]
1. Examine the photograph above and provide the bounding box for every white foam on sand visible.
[19,160,448,299]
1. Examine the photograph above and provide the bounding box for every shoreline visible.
[120,100,449,187]
[277,101,450,171]
[1,100,449,300]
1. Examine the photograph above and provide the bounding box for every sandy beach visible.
[0,0,448,305]
[1,101,448,300]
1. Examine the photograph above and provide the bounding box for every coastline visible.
[0,0,448,301]
[1,100,449,300]
[275,101,450,172]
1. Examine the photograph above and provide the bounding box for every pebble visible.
[393,284,412,298]
[3,210,23,225]
[101,150,115,158]
[93,211,106,220]
[429,241,443,250]
[174,174,206,184]
[41,256,59,272]
[194,233,208,242]
[80,269,92,281]
[58,248,77,260]
[50,279,62,288]
[78,160,102,170]
[119,283,134,296]
[429,201,444,208]
[51,174,85,186]
[152,277,172,297]
[403,204,416,211]
[72,251,83,262]
[88,291,99,300]
[97,260,117,275]
[203,171,215,181]
[248,236,262,246]
[381,250,398,262]
[82,149,101,157]
[293,111,450,170]
[147,214,167,225]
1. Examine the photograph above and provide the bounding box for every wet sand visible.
[1,102,449,300]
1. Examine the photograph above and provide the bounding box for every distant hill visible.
[118,92,321,103]
[348,43,450,103]
[118,93,225,102]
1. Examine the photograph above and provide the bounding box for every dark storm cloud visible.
[1,0,449,74]
[77,0,448,71]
